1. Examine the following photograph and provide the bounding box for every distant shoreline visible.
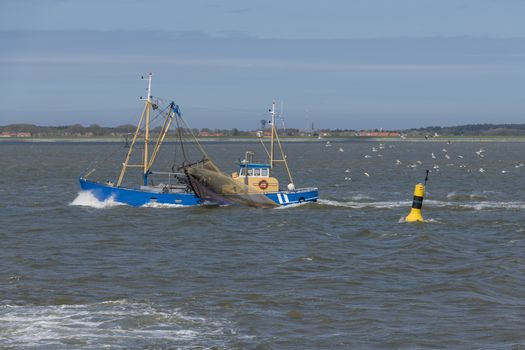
[3,136,525,143]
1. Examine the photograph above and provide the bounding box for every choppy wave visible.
[70,191,124,208]
[0,300,233,349]
[348,193,375,201]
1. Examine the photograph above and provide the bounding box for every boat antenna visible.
[270,100,276,167]
[280,100,286,135]
[141,73,152,186]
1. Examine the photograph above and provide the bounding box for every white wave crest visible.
[463,201,525,210]
[70,191,124,208]
[0,300,232,348]
[398,216,441,224]
[425,199,525,210]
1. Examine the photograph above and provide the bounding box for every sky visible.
[0,0,523,130]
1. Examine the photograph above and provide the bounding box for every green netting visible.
[185,160,278,208]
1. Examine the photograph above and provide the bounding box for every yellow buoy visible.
[405,183,425,222]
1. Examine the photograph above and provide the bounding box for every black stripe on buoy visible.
[412,195,423,209]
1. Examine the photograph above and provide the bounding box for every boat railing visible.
[149,171,189,188]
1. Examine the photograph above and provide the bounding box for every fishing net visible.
[184,160,277,208]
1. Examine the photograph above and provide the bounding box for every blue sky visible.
[0,0,523,129]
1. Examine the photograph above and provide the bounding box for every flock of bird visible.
[324,140,525,181]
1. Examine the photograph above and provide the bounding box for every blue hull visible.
[79,178,202,207]
[265,188,319,206]
[79,178,318,207]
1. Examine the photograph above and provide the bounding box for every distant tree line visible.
[3,123,525,137]
[0,123,137,137]
[408,124,525,137]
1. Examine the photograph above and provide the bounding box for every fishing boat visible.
[79,75,317,208]
[228,101,319,206]
[79,73,203,206]
[179,101,319,207]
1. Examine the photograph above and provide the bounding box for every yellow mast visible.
[116,73,152,187]
[269,101,295,189]
[143,73,152,186]
[116,103,147,186]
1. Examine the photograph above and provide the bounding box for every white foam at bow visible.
[70,191,124,208]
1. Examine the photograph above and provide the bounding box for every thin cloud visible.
[224,7,252,14]
[0,55,502,72]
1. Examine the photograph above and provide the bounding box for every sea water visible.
[1,140,525,349]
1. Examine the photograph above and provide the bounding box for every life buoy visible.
[258,180,269,190]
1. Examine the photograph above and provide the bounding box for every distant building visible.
[357,131,400,137]
[198,131,224,137]
[0,132,32,137]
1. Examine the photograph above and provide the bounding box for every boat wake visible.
[317,198,525,211]
[318,199,410,209]
[141,202,186,208]
[273,201,310,209]
[70,191,125,209]
[0,299,234,348]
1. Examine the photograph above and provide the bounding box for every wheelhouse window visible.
[239,167,269,177]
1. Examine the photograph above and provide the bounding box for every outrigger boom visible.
[80,73,204,206]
